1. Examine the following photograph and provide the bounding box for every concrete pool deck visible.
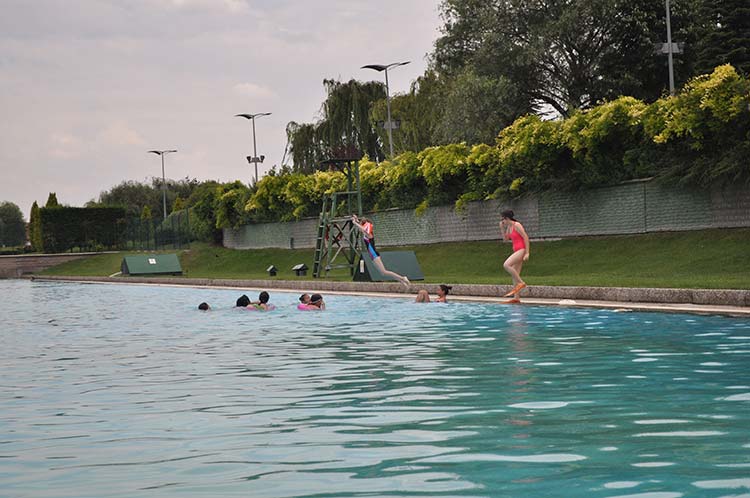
[29,275,750,317]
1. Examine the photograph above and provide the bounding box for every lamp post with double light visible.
[361,61,410,158]
[235,112,271,183]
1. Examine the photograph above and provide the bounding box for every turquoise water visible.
[1,280,749,497]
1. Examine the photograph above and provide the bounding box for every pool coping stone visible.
[28,275,750,317]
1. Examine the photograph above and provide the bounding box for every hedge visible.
[39,206,127,253]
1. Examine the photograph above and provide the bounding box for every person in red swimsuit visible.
[500,209,530,303]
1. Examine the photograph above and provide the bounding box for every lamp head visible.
[235,112,272,119]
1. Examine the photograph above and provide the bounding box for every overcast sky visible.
[0,0,442,218]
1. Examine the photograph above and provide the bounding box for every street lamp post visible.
[235,112,271,183]
[665,0,675,95]
[361,61,410,158]
[147,149,177,219]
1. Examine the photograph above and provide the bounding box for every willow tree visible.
[287,79,387,173]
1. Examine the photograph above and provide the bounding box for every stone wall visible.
[223,180,750,249]
[0,253,99,278]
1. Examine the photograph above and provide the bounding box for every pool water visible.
[1,279,748,497]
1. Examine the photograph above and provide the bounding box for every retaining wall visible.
[224,180,750,249]
[0,253,101,279]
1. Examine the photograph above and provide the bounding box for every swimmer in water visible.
[307,293,325,310]
[415,284,452,303]
[248,291,274,311]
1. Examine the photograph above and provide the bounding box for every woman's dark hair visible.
[310,293,322,304]
[299,293,309,303]
[501,209,517,221]
[259,291,270,304]
[439,284,452,295]
[198,302,210,311]
[236,294,250,307]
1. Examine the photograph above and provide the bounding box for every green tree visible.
[95,177,202,219]
[186,181,223,244]
[695,0,750,76]
[0,201,27,246]
[29,201,42,251]
[369,72,444,153]
[140,205,152,221]
[45,192,60,208]
[287,79,387,172]
[432,0,700,116]
[172,196,185,212]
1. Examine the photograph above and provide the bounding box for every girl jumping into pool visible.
[500,209,530,304]
[351,214,410,287]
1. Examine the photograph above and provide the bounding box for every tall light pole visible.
[235,112,271,183]
[665,0,675,95]
[147,149,177,219]
[361,61,410,158]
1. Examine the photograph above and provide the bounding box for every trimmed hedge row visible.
[39,207,127,253]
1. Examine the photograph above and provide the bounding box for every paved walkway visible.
[29,275,750,317]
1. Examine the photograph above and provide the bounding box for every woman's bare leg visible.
[415,289,430,302]
[503,250,526,286]
[374,257,410,286]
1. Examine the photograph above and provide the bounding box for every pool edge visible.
[24,275,750,317]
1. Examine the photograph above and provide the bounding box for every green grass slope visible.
[37,229,750,289]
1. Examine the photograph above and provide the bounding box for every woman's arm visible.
[350,215,367,236]
[516,222,530,259]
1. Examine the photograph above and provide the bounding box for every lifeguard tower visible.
[312,146,363,278]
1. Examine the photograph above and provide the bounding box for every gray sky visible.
[0,0,442,218]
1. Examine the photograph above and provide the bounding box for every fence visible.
[223,179,750,249]
[122,210,192,251]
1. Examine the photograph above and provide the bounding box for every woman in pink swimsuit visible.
[500,210,530,303]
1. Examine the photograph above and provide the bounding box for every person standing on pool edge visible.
[351,214,410,287]
[500,209,530,303]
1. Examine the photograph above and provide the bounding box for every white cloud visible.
[0,0,441,218]
[232,82,277,100]
[49,132,86,159]
[97,122,147,147]
[167,0,249,14]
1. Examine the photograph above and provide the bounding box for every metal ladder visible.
[312,191,361,278]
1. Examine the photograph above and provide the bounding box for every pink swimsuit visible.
[509,225,526,252]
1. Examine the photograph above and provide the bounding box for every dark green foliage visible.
[430,0,710,119]
[29,201,42,251]
[186,181,224,244]
[0,201,26,247]
[45,193,60,208]
[369,73,444,153]
[94,177,201,219]
[39,206,127,253]
[695,0,750,76]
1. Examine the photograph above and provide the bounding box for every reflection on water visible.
[0,280,749,497]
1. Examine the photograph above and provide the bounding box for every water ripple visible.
[1,280,749,497]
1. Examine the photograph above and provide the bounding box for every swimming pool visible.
[1,279,748,497]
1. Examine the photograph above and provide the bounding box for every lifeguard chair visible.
[312,146,363,278]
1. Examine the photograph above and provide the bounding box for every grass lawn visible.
[37,228,750,289]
